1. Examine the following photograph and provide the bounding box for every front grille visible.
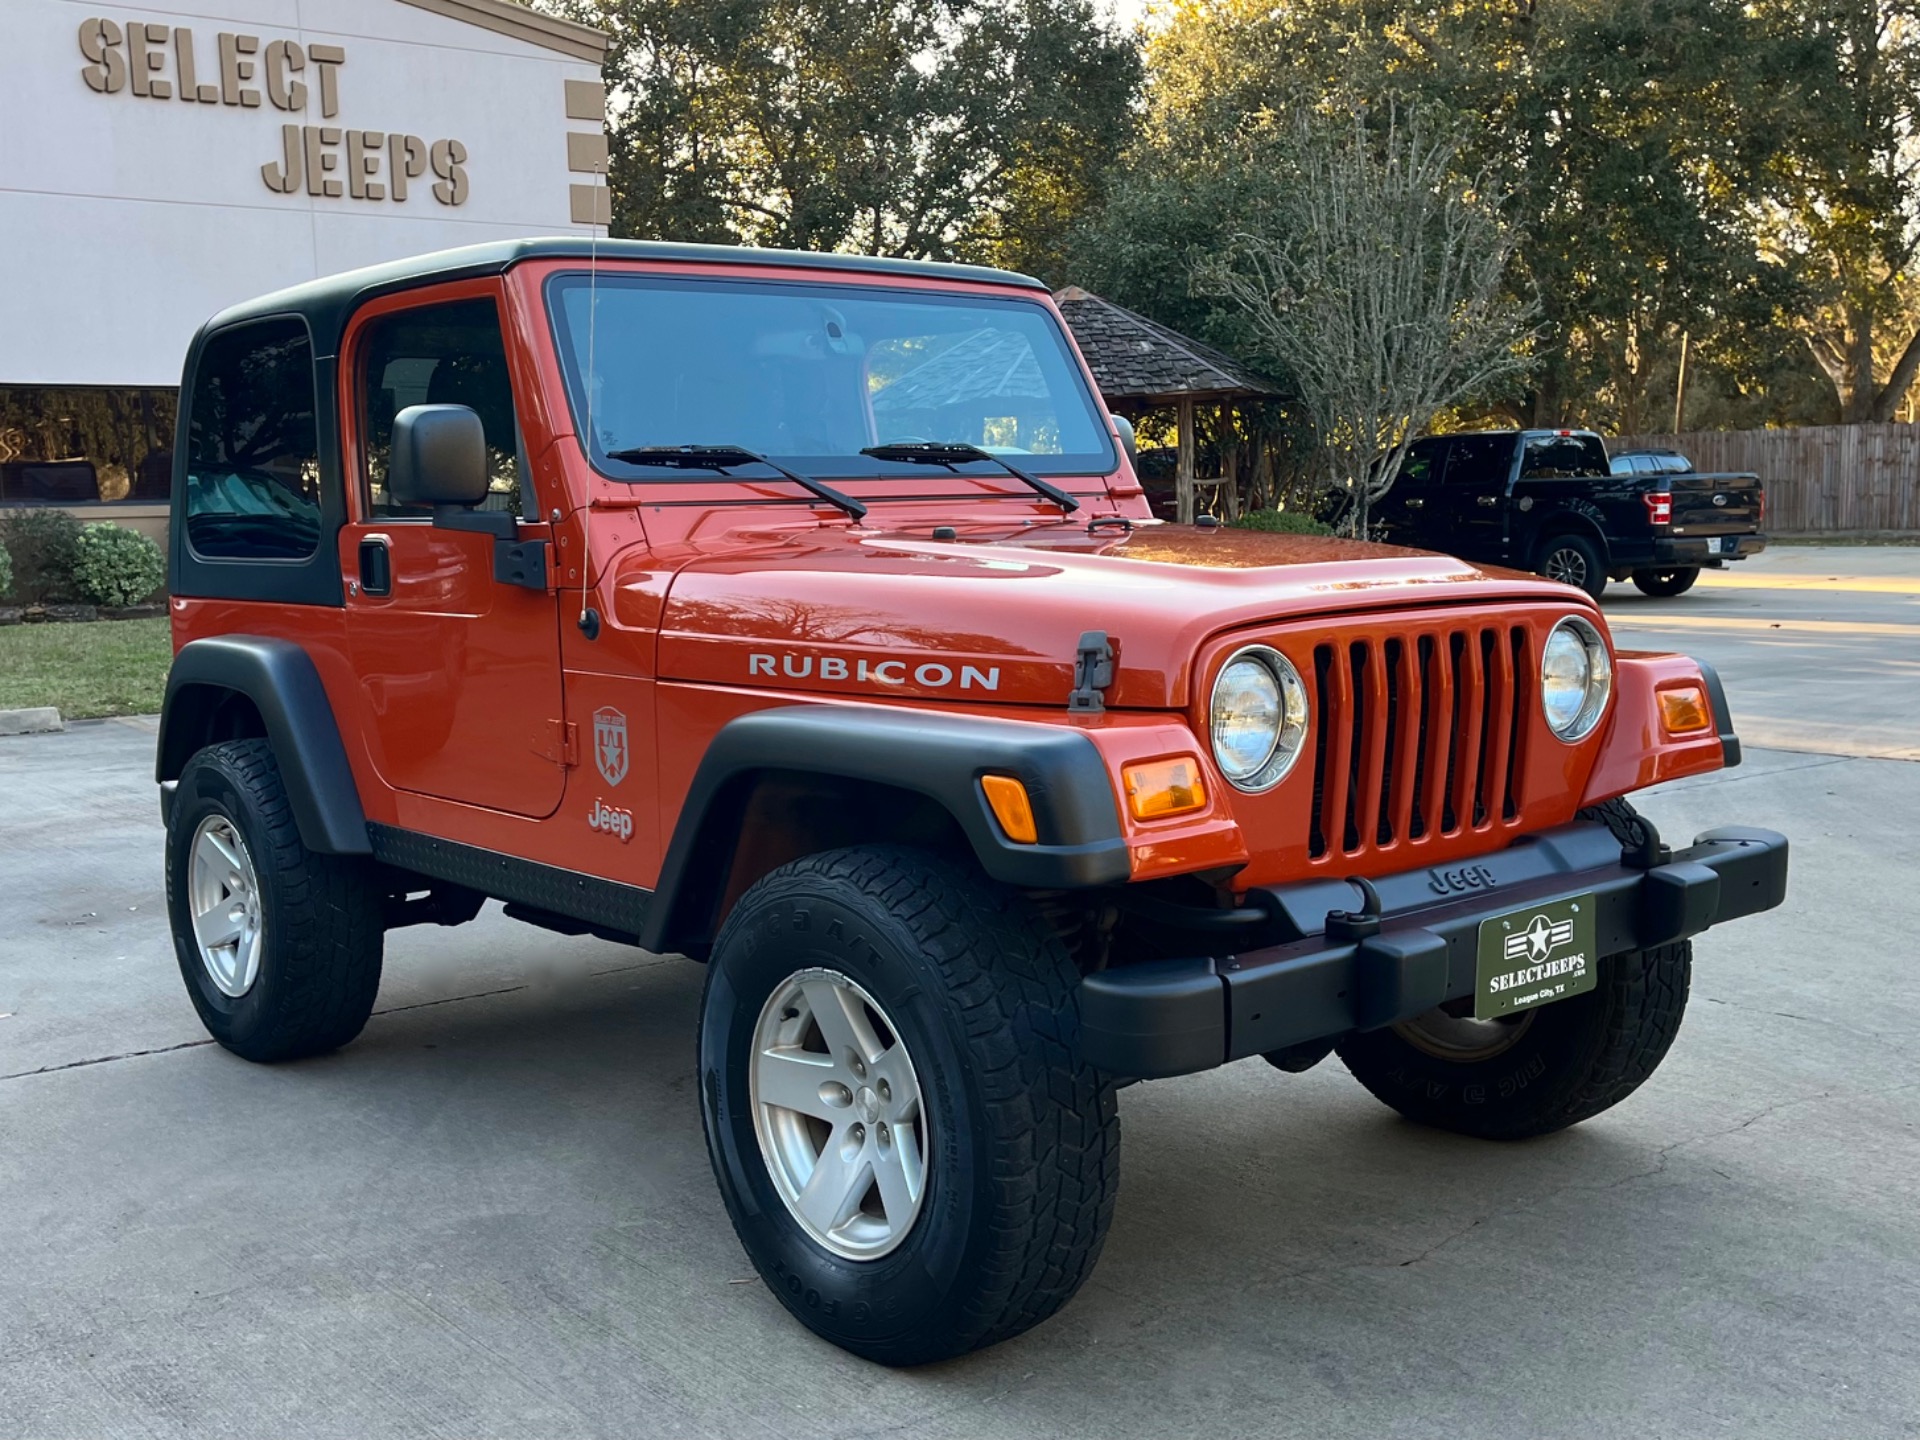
[1308,623,1530,860]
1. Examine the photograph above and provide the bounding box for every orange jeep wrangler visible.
[158,240,1788,1364]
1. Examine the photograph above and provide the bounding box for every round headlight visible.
[1540,615,1611,741]
[1210,646,1310,790]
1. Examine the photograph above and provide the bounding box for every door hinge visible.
[533,719,578,767]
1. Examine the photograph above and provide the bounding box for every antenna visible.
[577,152,604,639]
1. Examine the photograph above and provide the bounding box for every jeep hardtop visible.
[158,239,1788,1364]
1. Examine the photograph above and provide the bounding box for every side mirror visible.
[1111,414,1137,466]
[390,404,489,508]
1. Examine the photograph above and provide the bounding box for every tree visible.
[554,0,1139,276]
[1197,113,1533,537]
[1758,0,1920,422]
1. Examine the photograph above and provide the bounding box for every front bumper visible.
[1078,820,1789,1079]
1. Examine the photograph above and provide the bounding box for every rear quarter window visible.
[1520,434,1608,479]
[184,318,322,560]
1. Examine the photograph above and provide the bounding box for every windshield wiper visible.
[604,444,867,521]
[861,443,1080,514]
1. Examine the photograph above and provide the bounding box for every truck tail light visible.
[1644,491,1673,526]
[1756,487,1766,526]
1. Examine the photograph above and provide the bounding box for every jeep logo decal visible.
[1428,863,1498,896]
[593,706,629,786]
[748,653,1000,691]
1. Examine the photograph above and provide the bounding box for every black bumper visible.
[1649,533,1766,566]
[1077,821,1789,1079]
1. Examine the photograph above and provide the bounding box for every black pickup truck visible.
[1376,429,1766,598]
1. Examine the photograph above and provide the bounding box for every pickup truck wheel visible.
[165,739,384,1062]
[1537,532,1608,599]
[698,845,1120,1365]
[1334,938,1692,1141]
[1631,567,1700,597]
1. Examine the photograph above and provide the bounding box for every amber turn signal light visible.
[1659,685,1713,736]
[980,774,1039,844]
[1123,757,1208,821]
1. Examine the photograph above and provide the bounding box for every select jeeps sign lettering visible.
[75,19,469,206]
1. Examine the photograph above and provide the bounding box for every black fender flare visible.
[157,635,371,855]
[638,705,1130,956]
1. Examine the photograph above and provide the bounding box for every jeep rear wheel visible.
[698,846,1120,1365]
[165,739,384,1062]
[1335,938,1692,1140]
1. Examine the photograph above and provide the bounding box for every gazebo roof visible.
[1054,286,1276,406]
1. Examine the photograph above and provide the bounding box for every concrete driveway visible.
[3,547,1917,1438]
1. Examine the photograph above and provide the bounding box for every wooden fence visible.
[1612,423,1920,533]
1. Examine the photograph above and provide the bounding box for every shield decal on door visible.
[593,706,629,786]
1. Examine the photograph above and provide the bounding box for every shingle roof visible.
[1054,286,1275,404]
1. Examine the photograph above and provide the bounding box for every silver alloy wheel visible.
[1394,1005,1537,1063]
[187,814,265,998]
[750,967,929,1261]
[1543,545,1589,588]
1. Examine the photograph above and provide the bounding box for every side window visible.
[1522,433,1609,479]
[184,318,322,560]
[1445,435,1513,486]
[1399,439,1445,487]
[359,297,526,518]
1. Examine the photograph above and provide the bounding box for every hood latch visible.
[1068,631,1115,712]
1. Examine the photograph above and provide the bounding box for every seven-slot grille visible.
[1307,624,1532,860]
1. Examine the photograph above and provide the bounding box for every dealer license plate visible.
[1474,895,1598,1019]
[1707,535,1727,555]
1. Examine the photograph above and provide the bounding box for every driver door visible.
[339,283,568,819]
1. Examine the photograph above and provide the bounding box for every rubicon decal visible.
[594,706,629,786]
[748,653,1000,690]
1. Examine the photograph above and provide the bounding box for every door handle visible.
[1476,495,1500,508]
[1404,496,1425,509]
[358,537,392,596]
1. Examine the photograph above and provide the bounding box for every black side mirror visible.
[1111,414,1137,466]
[390,404,489,508]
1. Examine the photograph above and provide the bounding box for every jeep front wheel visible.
[1335,938,1692,1141]
[165,739,384,1062]
[698,846,1120,1365]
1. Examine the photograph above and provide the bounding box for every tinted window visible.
[1444,434,1515,486]
[1521,434,1609,479]
[1609,456,1633,476]
[1399,438,1446,486]
[185,319,321,560]
[359,298,525,518]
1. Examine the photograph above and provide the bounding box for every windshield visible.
[547,274,1115,479]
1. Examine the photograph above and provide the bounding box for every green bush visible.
[0,508,85,602]
[0,541,11,601]
[71,523,167,608]
[1232,508,1334,536]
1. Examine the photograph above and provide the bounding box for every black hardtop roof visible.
[198,237,1049,359]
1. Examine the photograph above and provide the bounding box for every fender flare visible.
[157,635,371,855]
[639,705,1130,956]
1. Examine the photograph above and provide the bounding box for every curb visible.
[0,707,64,736]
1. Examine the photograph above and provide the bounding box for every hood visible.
[641,519,1584,709]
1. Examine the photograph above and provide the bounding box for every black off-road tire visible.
[1336,939,1691,1140]
[698,845,1120,1365]
[1337,798,1690,1140]
[1631,566,1701,597]
[1536,531,1609,600]
[165,739,384,1062]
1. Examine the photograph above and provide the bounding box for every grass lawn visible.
[0,618,172,719]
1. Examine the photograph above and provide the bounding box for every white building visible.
[0,0,607,536]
